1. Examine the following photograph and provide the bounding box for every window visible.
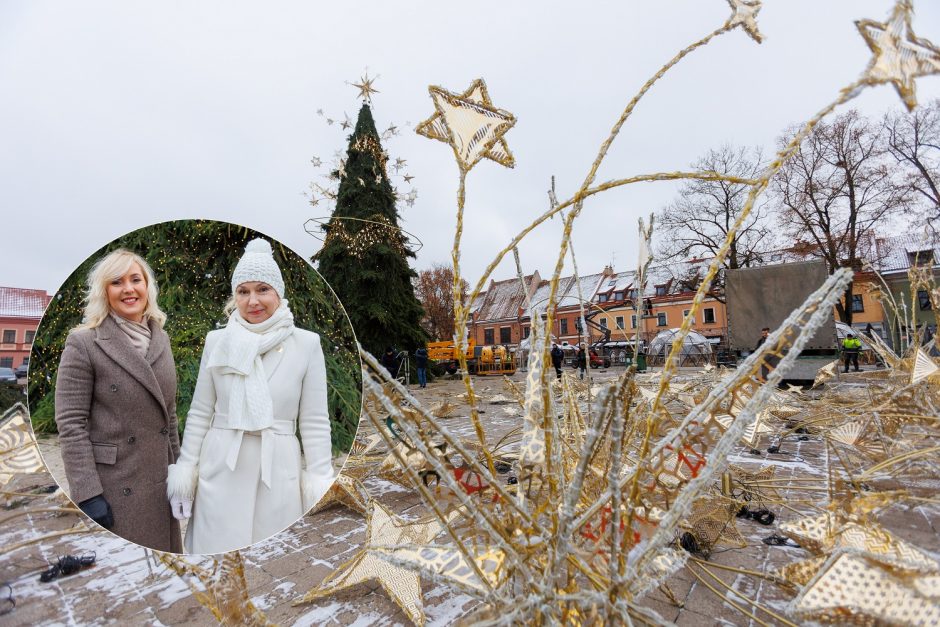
[607,280,616,286]
[613,291,624,301]
[616,316,624,329]
[499,326,512,344]
[682,309,695,324]
[600,318,608,329]
[560,318,568,335]
[628,288,639,300]
[0,357,11,368]
[21,356,29,366]
[655,285,667,296]
[596,293,609,303]
[1,330,14,344]
[851,294,864,313]
[919,290,933,311]
[522,326,530,339]
[909,249,935,266]
[24,330,35,344]
[657,313,667,327]
[631,314,637,329]
[703,308,716,324]
[484,328,494,345]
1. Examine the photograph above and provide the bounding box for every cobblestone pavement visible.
[4,366,937,625]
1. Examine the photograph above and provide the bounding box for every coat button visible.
[123,487,132,496]
[110,384,118,392]
[160,427,168,435]
[127,436,136,444]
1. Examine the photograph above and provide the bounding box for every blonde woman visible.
[55,249,182,552]
[166,239,333,554]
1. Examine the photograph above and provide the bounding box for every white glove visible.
[169,494,193,520]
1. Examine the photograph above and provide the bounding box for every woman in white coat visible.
[166,239,334,554]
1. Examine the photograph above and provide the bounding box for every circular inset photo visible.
[27,219,362,554]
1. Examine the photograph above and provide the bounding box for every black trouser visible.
[843,351,859,372]
[553,363,562,379]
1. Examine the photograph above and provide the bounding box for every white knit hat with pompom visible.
[231,239,285,297]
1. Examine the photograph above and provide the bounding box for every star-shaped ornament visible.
[856,0,940,111]
[403,174,415,183]
[416,78,516,171]
[310,156,322,168]
[341,114,352,130]
[295,501,445,626]
[350,72,380,103]
[726,0,763,44]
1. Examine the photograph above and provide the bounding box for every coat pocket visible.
[91,442,118,465]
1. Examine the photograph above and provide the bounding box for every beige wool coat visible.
[55,315,183,552]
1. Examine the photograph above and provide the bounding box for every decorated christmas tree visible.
[314,103,427,357]
[28,220,361,454]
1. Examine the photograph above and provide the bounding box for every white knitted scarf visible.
[207,300,295,431]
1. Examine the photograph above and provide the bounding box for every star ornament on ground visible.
[295,501,444,626]
[416,78,516,172]
[856,0,940,111]
[726,0,763,44]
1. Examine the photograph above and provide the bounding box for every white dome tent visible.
[646,328,715,367]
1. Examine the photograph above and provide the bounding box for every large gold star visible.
[856,0,940,111]
[725,0,763,44]
[350,72,380,103]
[416,78,516,171]
[295,501,445,626]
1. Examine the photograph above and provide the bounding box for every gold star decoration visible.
[312,473,372,515]
[341,114,352,130]
[295,501,445,626]
[350,72,380,103]
[393,157,407,172]
[159,552,273,626]
[790,551,940,625]
[725,0,763,44]
[403,174,415,183]
[416,78,516,171]
[856,0,940,111]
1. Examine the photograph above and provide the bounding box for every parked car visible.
[15,363,28,379]
[0,367,18,384]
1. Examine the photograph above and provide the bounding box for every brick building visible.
[0,287,52,370]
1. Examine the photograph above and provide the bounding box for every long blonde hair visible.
[74,249,167,330]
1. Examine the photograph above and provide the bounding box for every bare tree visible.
[414,263,468,341]
[655,145,774,269]
[884,99,940,227]
[773,110,910,325]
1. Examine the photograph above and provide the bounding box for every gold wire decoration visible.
[0,404,44,488]
[856,0,940,111]
[911,347,939,384]
[302,2,940,624]
[789,550,940,625]
[725,0,763,43]
[157,552,274,626]
[415,79,516,171]
[294,501,449,626]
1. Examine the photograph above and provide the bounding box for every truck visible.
[426,339,517,376]
[724,260,838,383]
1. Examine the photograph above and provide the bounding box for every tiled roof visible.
[0,287,51,319]
[874,233,940,274]
[473,275,533,321]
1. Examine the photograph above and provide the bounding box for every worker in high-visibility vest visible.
[842,333,862,373]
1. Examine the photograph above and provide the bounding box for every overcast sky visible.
[2,1,938,295]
